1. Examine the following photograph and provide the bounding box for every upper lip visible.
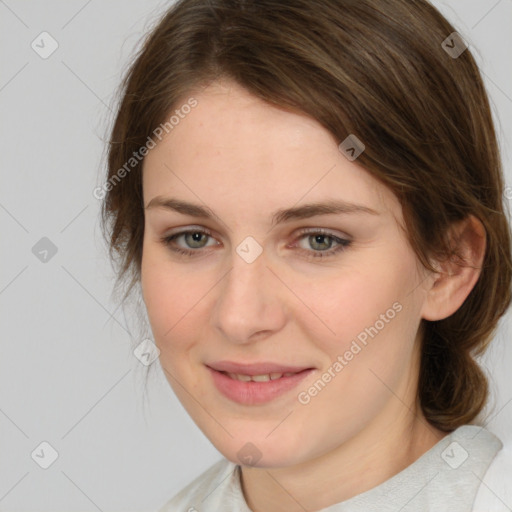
[206,361,313,375]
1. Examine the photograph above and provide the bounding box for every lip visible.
[206,361,312,375]
[206,361,315,405]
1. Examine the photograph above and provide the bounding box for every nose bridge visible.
[213,240,285,343]
[222,242,270,312]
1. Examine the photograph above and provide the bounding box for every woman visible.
[100,0,512,510]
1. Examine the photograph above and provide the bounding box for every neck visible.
[240,406,447,512]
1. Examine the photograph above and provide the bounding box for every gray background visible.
[1,1,511,510]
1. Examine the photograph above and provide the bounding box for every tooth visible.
[224,372,293,382]
[251,374,271,382]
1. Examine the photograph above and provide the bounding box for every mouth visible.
[219,370,302,382]
[206,360,313,375]
[206,361,315,405]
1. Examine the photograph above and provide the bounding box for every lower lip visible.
[207,366,314,405]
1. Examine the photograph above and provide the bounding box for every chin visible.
[212,434,308,469]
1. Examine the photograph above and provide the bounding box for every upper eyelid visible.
[165,226,349,239]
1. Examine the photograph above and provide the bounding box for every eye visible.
[160,227,216,256]
[293,228,351,259]
[160,227,352,259]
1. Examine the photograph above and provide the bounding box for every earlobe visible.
[421,215,486,321]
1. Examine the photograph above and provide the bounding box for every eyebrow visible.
[145,196,380,225]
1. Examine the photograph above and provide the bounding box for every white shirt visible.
[159,425,511,511]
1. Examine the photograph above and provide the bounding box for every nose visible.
[212,246,287,345]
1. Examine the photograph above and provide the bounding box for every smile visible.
[206,362,314,405]
[223,371,299,382]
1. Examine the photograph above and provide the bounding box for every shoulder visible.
[158,458,247,512]
[473,441,512,512]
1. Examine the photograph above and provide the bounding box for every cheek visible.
[292,256,414,355]
[300,254,423,406]
[295,258,424,420]
[141,250,200,349]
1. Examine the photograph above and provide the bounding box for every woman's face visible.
[141,79,434,467]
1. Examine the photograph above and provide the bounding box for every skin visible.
[140,79,486,511]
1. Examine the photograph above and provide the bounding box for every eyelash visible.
[160,228,352,260]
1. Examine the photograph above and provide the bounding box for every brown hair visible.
[101,0,512,431]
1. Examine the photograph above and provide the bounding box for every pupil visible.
[314,235,329,249]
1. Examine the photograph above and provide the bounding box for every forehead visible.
[142,80,399,220]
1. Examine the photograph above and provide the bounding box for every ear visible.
[421,215,486,321]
